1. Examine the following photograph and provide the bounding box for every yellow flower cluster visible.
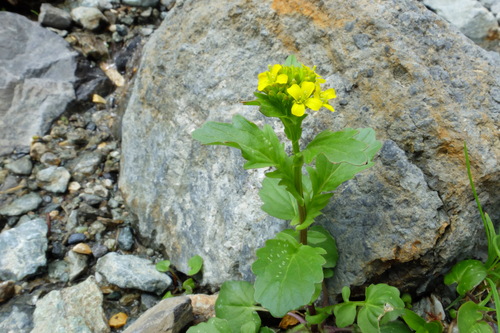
[257,63,336,117]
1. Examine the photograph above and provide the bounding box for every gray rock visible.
[0,218,48,281]
[122,0,160,7]
[92,243,108,258]
[119,0,500,293]
[122,296,193,333]
[96,252,172,295]
[0,12,77,156]
[5,156,32,175]
[36,166,71,193]
[0,193,42,216]
[423,0,499,41]
[70,7,108,31]
[38,3,73,30]
[32,276,109,333]
[161,0,176,10]
[48,260,70,283]
[66,251,88,281]
[118,226,135,251]
[68,151,103,178]
[0,306,33,333]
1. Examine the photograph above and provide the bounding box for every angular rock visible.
[0,306,33,333]
[0,12,77,156]
[36,166,71,193]
[38,3,73,30]
[0,193,42,217]
[68,151,103,177]
[117,226,135,251]
[71,6,108,31]
[0,280,15,303]
[5,156,32,175]
[119,0,500,293]
[122,296,193,333]
[423,0,498,41]
[32,276,109,333]
[0,218,48,281]
[66,250,88,281]
[96,252,172,295]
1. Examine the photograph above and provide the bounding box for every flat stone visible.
[71,7,108,31]
[0,12,77,156]
[66,250,88,281]
[32,276,109,333]
[122,296,193,333]
[38,3,73,30]
[96,252,172,295]
[36,166,71,193]
[0,193,42,216]
[5,156,33,175]
[0,218,48,281]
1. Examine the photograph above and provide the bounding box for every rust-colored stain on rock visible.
[271,0,331,28]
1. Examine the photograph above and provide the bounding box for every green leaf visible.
[379,320,412,333]
[155,260,171,272]
[402,309,426,331]
[241,322,257,333]
[183,278,195,294]
[341,286,351,302]
[188,255,204,276]
[296,192,332,230]
[259,177,298,221]
[192,114,287,169]
[444,259,487,296]
[162,291,173,299]
[303,128,376,165]
[252,232,326,317]
[187,317,231,333]
[259,328,275,333]
[333,302,357,328]
[245,92,287,118]
[280,226,338,269]
[283,55,302,67]
[215,281,261,333]
[307,153,374,195]
[357,284,405,333]
[457,301,494,333]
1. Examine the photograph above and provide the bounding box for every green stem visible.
[292,140,307,245]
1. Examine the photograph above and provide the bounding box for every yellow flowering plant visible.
[189,56,394,332]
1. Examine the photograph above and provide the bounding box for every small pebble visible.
[72,242,92,255]
[106,291,122,301]
[118,226,134,251]
[109,312,128,329]
[68,233,87,245]
[68,181,82,193]
[92,243,108,258]
[0,281,16,303]
[51,241,66,259]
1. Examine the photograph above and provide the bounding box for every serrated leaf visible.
[457,301,494,333]
[215,281,261,333]
[187,317,231,333]
[303,129,368,165]
[444,259,487,296]
[296,192,332,230]
[307,153,373,195]
[188,255,203,276]
[333,302,357,328]
[192,114,287,169]
[252,233,326,317]
[155,260,171,272]
[357,284,405,333]
[259,177,298,221]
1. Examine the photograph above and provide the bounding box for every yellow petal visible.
[323,88,336,99]
[271,64,282,76]
[305,98,323,111]
[301,81,316,98]
[287,84,302,101]
[323,103,335,112]
[291,103,305,117]
[276,74,288,84]
[258,73,269,91]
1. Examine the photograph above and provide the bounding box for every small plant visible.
[156,255,204,298]
[443,143,499,333]
[189,55,387,332]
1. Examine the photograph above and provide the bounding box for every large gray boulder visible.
[120,0,500,293]
[0,12,77,156]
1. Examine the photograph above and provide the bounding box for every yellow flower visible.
[315,87,336,112]
[258,64,289,91]
[287,82,323,117]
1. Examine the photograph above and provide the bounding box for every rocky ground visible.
[0,0,499,332]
